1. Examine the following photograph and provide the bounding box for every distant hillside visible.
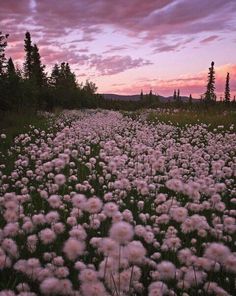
[102,94,141,101]
[102,93,198,102]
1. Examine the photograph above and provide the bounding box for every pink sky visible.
[1,0,236,98]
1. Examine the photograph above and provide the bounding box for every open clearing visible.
[0,110,235,295]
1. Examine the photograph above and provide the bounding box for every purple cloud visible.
[103,46,129,54]
[39,47,89,66]
[2,0,235,58]
[89,55,152,75]
[200,35,219,44]
[2,0,236,46]
[31,0,236,41]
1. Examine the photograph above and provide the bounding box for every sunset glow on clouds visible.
[1,0,236,97]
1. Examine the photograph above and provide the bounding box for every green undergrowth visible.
[0,111,52,149]
[0,111,55,173]
[147,110,236,132]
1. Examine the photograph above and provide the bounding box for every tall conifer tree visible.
[7,58,16,77]
[205,61,216,102]
[189,94,192,104]
[224,72,230,103]
[140,89,143,100]
[173,90,177,100]
[177,89,180,101]
[6,57,21,110]
[24,32,33,79]
[50,64,60,87]
[31,44,46,87]
[65,62,77,88]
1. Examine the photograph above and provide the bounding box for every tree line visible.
[0,31,235,113]
[0,31,105,112]
[140,61,234,106]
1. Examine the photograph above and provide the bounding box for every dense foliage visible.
[0,32,103,112]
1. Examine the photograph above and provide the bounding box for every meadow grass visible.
[147,108,236,131]
[0,111,53,176]
[0,111,51,151]
[0,110,49,137]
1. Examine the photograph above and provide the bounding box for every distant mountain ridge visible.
[102,93,198,102]
[102,94,141,101]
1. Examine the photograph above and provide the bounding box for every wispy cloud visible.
[108,64,236,97]
[200,35,219,44]
[89,55,152,75]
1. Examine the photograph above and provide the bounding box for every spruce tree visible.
[148,89,153,105]
[7,58,16,77]
[149,89,153,97]
[31,44,46,87]
[140,89,143,100]
[50,64,60,87]
[59,62,66,87]
[83,80,97,95]
[224,72,230,103]
[173,90,177,100]
[6,58,21,110]
[205,61,216,102]
[24,32,33,79]
[177,89,180,101]
[50,62,78,108]
[65,62,77,89]
[189,94,192,104]
[56,62,77,89]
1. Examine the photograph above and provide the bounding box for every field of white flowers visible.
[0,110,235,296]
